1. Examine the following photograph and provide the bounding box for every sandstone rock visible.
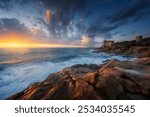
[134,57,150,65]
[8,58,150,100]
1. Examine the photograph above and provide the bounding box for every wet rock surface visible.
[8,58,150,100]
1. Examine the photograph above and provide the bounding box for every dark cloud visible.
[0,0,34,11]
[20,0,30,4]
[0,18,50,42]
[4,0,145,42]
[39,0,115,39]
[0,18,29,34]
[109,0,150,24]
[86,18,118,38]
[0,0,12,11]
[39,0,87,39]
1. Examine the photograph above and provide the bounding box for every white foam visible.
[0,52,132,99]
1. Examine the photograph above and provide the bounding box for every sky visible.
[0,0,150,47]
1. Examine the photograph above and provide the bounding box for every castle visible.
[102,35,144,49]
[136,35,143,45]
[102,40,114,49]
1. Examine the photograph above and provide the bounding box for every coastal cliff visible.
[96,37,150,58]
[8,57,150,100]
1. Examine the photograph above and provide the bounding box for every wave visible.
[0,49,133,99]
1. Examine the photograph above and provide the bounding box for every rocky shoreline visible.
[95,37,150,58]
[8,57,150,100]
[7,37,150,100]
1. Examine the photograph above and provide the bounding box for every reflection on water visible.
[0,48,30,64]
[0,48,90,64]
[0,48,30,55]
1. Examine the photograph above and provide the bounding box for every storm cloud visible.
[0,18,28,34]
[38,0,150,40]
[0,0,12,11]
[109,0,150,24]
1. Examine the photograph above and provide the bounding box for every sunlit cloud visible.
[44,10,53,24]
[81,36,90,46]
[31,28,38,34]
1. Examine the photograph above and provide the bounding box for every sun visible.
[10,43,19,47]
[0,42,27,48]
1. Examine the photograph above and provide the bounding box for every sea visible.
[0,48,134,99]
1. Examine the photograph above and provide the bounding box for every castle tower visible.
[136,35,143,46]
[102,40,114,49]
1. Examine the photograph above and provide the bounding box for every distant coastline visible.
[95,36,150,58]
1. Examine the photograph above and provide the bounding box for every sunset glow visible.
[0,42,86,48]
[0,34,86,48]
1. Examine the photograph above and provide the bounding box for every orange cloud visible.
[0,33,35,44]
[44,10,53,24]
[31,28,38,34]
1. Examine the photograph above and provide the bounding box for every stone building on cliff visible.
[102,40,114,49]
[136,35,143,46]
